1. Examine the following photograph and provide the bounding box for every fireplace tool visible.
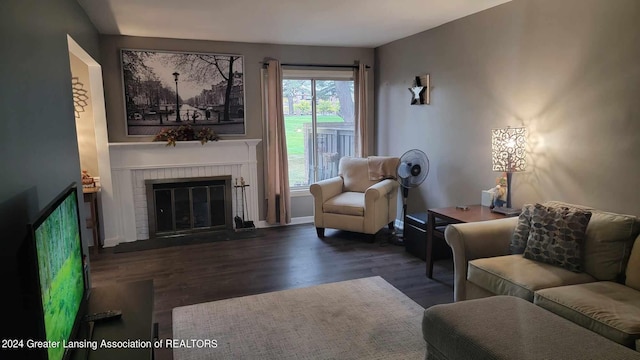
[234,177,255,231]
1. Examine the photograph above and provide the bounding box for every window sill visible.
[290,188,312,197]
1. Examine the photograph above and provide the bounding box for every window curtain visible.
[354,63,368,157]
[265,59,291,225]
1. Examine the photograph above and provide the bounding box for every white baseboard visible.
[256,217,403,230]
[102,236,123,248]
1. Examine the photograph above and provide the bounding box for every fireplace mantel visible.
[106,139,261,245]
[109,139,260,149]
[109,139,261,169]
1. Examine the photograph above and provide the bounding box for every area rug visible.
[172,276,425,360]
[112,229,263,253]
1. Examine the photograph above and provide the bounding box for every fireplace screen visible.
[146,176,232,237]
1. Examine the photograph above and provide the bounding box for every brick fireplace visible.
[107,139,261,244]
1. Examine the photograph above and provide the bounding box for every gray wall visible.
[0,0,99,340]
[100,35,375,219]
[0,0,99,246]
[375,0,640,217]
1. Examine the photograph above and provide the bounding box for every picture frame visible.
[120,49,245,136]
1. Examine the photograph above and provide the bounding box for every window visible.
[282,70,355,189]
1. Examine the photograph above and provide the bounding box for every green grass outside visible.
[285,115,344,186]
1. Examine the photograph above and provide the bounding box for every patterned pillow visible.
[510,204,535,254]
[523,203,592,272]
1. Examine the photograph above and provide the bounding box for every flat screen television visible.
[26,183,87,360]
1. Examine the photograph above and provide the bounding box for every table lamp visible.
[491,127,526,214]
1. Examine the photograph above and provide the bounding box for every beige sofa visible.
[309,157,399,240]
[445,201,640,348]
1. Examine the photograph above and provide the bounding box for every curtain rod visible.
[262,62,370,69]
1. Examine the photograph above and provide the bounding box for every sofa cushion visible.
[534,282,640,348]
[626,235,640,291]
[583,212,639,281]
[542,200,594,211]
[468,254,596,302]
[323,192,364,216]
[539,202,639,280]
[523,204,592,272]
[510,204,534,254]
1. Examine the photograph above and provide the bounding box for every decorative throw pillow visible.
[523,203,592,272]
[510,204,535,254]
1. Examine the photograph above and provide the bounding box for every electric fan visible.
[395,149,430,242]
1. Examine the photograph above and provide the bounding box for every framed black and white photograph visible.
[121,49,245,136]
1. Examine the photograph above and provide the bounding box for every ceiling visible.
[77,0,511,48]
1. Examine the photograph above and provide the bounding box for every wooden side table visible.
[426,205,507,278]
[83,186,101,254]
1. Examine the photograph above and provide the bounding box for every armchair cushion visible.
[323,192,364,216]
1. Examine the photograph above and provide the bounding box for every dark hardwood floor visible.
[88,223,454,360]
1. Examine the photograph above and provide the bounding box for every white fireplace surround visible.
[106,139,261,246]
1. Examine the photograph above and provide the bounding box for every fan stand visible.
[390,183,410,246]
[392,149,429,246]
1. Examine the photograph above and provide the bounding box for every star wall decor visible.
[408,74,430,105]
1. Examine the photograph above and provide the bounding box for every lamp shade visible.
[491,127,527,172]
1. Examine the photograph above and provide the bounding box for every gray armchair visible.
[310,157,399,241]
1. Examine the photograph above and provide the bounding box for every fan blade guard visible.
[396,149,429,188]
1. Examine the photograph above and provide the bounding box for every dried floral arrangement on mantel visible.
[153,124,219,146]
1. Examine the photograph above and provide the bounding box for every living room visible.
[2,0,640,359]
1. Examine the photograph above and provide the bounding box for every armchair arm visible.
[363,179,399,234]
[310,177,344,228]
[309,176,344,203]
[364,179,398,202]
[445,217,518,301]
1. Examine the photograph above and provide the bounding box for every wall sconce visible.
[409,74,430,105]
[491,126,527,212]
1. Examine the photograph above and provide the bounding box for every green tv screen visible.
[34,189,85,360]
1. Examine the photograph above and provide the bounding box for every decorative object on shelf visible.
[121,49,245,136]
[233,177,255,231]
[81,170,95,188]
[491,126,527,212]
[409,74,430,105]
[71,77,89,119]
[153,124,219,146]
